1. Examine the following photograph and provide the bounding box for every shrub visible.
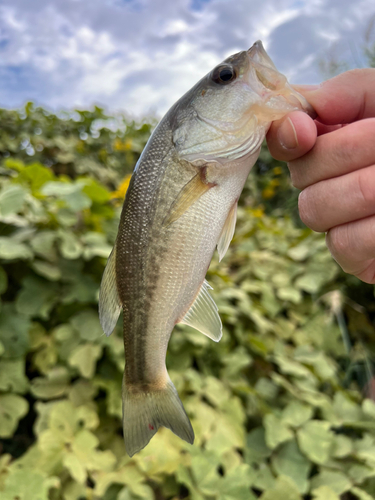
[1,105,375,500]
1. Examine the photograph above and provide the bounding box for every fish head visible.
[171,40,314,164]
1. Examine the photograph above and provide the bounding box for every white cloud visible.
[0,0,374,117]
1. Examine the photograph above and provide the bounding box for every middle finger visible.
[299,164,375,232]
[289,118,375,190]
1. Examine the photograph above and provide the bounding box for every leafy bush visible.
[1,105,375,500]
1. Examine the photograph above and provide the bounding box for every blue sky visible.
[0,0,374,117]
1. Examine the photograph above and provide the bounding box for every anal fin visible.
[99,246,122,336]
[163,172,214,227]
[217,201,238,262]
[180,280,222,342]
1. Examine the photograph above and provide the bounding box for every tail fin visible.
[122,377,194,457]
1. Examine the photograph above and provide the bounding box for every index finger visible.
[294,68,375,125]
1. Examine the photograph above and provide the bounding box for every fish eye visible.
[211,65,237,85]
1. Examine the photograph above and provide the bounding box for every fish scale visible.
[99,40,314,456]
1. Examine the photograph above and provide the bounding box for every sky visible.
[0,0,374,118]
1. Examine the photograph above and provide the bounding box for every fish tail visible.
[122,376,194,457]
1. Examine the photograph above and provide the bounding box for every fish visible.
[99,40,314,457]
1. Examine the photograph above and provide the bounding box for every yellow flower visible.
[111,174,132,200]
[262,188,275,199]
[113,138,133,151]
[250,207,264,218]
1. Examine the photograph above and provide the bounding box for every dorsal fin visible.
[217,201,238,262]
[179,280,222,342]
[99,246,122,336]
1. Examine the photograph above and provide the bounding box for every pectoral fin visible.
[163,172,214,227]
[99,246,122,336]
[217,201,238,262]
[180,280,222,342]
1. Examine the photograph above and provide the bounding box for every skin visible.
[266,69,375,284]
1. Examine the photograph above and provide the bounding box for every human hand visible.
[266,69,375,284]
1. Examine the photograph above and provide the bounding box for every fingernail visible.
[277,117,299,150]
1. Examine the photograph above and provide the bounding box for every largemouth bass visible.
[99,41,313,457]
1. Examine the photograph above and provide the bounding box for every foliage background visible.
[1,100,375,500]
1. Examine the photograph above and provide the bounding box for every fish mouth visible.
[247,40,278,71]
[247,40,316,119]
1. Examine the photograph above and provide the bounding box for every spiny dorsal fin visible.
[179,280,222,342]
[99,246,122,336]
[217,201,238,262]
[163,172,214,227]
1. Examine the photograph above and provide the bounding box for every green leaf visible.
[310,470,352,495]
[331,434,352,458]
[61,480,86,500]
[70,310,103,341]
[29,231,57,261]
[351,486,375,500]
[0,237,33,260]
[16,276,58,319]
[190,452,221,496]
[31,367,70,399]
[16,163,55,192]
[272,439,311,494]
[363,399,375,419]
[63,452,86,484]
[259,475,302,500]
[312,485,340,500]
[0,184,27,216]
[287,243,311,261]
[81,179,110,203]
[297,420,334,464]
[69,343,102,378]
[32,260,62,281]
[42,181,91,211]
[0,394,29,438]
[264,414,293,449]
[354,434,375,463]
[348,464,375,484]
[0,359,29,393]
[294,350,336,380]
[276,286,302,304]
[0,304,30,358]
[253,464,276,491]
[82,232,112,259]
[282,401,313,428]
[245,427,272,464]
[331,392,363,423]
[274,355,311,378]
[219,464,256,500]
[1,469,59,500]
[128,483,154,500]
[58,230,83,259]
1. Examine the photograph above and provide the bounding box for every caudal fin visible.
[122,377,194,457]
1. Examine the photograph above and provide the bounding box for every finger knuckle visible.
[357,168,375,208]
[289,162,303,189]
[298,188,320,230]
[326,226,350,267]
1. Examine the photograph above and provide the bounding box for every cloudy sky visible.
[0,0,374,118]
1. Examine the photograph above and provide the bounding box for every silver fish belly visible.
[99,41,313,456]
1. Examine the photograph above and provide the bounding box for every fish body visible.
[99,41,313,456]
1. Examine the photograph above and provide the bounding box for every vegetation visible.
[1,103,375,500]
